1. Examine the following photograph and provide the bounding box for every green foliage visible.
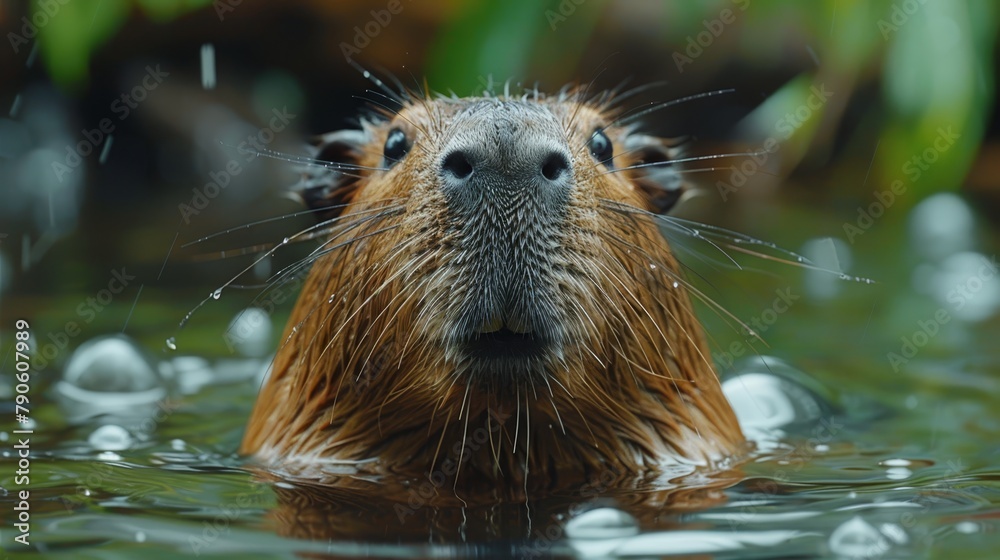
[36,0,212,89]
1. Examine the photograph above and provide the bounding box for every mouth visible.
[462,326,548,362]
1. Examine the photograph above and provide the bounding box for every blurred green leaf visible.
[878,0,995,198]
[37,0,212,90]
[427,0,553,95]
[36,0,131,90]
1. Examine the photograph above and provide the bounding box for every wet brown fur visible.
[241,89,745,494]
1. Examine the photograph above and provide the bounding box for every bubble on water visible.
[564,507,639,540]
[253,253,272,279]
[169,356,214,395]
[802,237,854,300]
[955,521,980,534]
[226,307,273,358]
[881,458,911,467]
[88,424,132,451]
[924,251,1000,322]
[55,335,167,422]
[722,358,830,444]
[885,467,912,480]
[170,439,186,451]
[62,335,163,393]
[909,193,974,261]
[96,451,122,461]
[828,516,892,559]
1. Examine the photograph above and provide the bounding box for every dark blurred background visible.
[1,0,998,362]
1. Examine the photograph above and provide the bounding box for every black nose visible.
[540,152,570,182]
[440,147,571,189]
[441,150,474,180]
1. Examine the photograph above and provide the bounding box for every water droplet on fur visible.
[649,263,656,270]
[672,281,679,288]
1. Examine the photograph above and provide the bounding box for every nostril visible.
[442,150,474,180]
[540,152,570,182]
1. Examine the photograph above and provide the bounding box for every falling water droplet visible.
[211,288,222,300]
[282,237,290,244]
[165,337,177,351]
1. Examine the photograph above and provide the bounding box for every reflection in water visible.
[4,336,997,558]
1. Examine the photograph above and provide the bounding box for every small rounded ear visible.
[623,134,686,214]
[297,129,371,222]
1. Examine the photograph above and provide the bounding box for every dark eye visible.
[589,129,613,166]
[383,127,410,166]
